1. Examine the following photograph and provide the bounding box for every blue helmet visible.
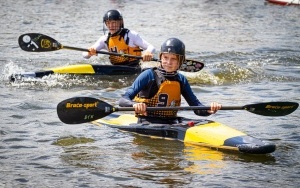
[103,10,124,35]
[160,38,186,66]
[103,10,124,27]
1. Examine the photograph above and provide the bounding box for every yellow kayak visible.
[92,114,276,154]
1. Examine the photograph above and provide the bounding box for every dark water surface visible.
[0,0,299,187]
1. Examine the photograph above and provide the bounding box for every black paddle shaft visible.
[57,97,299,124]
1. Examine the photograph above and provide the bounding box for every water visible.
[1,0,299,187]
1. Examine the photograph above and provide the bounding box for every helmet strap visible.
[157,66,178,77]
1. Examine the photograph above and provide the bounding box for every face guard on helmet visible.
[159,38,186,68]
[103,9,124,35]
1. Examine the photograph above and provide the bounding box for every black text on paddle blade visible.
[244,102,299,116]
[57,97,114,124]
[18,33,62,52]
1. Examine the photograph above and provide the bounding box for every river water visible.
[0,0,299,187]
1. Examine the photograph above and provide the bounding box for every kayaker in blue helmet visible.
[83,9,155,66]
[119,38,222,124]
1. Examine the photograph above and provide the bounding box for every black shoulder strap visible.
[119,28,130,44]
[104,33,111,46]
[153,68,165,88]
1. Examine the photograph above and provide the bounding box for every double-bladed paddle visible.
[57,97,299,124]
[18,33,204,72]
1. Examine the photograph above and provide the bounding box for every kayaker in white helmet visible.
[83,9,155,66]
[119,38,222,124]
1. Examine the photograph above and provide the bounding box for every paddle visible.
[18,33,204,72]
[57,97,299,124]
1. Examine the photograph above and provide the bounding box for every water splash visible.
[1,61,26,81]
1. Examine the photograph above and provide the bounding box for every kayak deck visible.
[93,114,276,154]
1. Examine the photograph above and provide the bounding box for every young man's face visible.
[105,20,123,34]
[161,53,180,72]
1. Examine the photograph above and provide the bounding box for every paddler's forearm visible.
[118,97,135,107]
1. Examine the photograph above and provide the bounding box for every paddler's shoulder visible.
[177,72,189,82]
[141,67,157,74]
[137,67,156,79]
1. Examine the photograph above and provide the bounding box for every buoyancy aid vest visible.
[106,29,142,65]
[134,69,181,118]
